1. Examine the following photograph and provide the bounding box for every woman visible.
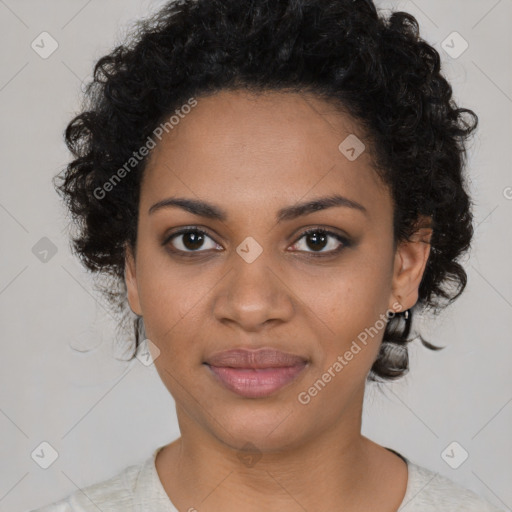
[31,0,503,510]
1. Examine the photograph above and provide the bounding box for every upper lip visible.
[205,348,308,369]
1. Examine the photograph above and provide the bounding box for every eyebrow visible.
[148,194,367,222]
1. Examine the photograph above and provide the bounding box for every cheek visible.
[292,248,393,370]
[139,262,208,398]
[134,243,210,356]
[296,252,392,330]
[292,272,391,410]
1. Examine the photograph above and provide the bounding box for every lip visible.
[204,348,309,398]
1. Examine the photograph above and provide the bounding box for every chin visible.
[204,400,310,454]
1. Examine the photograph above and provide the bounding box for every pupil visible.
[306,231,327,251]
[184,231,204,250]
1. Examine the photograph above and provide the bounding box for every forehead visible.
[142,89,391,221]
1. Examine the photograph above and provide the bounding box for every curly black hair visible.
[56,0,478,381]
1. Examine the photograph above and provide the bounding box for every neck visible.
[155,392,391,512]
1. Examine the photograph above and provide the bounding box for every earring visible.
[403,309,409,320]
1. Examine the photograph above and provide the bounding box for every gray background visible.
[0,1,510,510]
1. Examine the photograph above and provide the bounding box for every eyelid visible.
[288,227,351,256]
[162,226,222,252]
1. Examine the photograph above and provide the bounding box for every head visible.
[57,0,477,451]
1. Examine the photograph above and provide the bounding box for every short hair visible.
[56,0,478,381]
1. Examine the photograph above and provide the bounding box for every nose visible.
[212,248,295,332]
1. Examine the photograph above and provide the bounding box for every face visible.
[125,89,430,452]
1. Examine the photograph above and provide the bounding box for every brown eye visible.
[304,231,329,251]
[165,228,220,253]
[290,228,350,256]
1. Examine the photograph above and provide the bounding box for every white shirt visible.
[30,446,504,511]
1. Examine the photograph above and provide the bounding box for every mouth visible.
[203,348,309,398]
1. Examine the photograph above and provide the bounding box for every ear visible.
[125,243,143,316]
[389,216,433,312]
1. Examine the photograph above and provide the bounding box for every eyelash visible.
[162,226,351,258]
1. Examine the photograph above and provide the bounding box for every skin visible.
[125,89,432,512]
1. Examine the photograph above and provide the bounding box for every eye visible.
[163,227,221,254]
[289,228,350,256]
[163,226,351,258]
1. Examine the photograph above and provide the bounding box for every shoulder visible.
[28,455,148,512]
[401,460,505,512]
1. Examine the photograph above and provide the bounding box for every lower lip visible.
[205,363,307,398]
